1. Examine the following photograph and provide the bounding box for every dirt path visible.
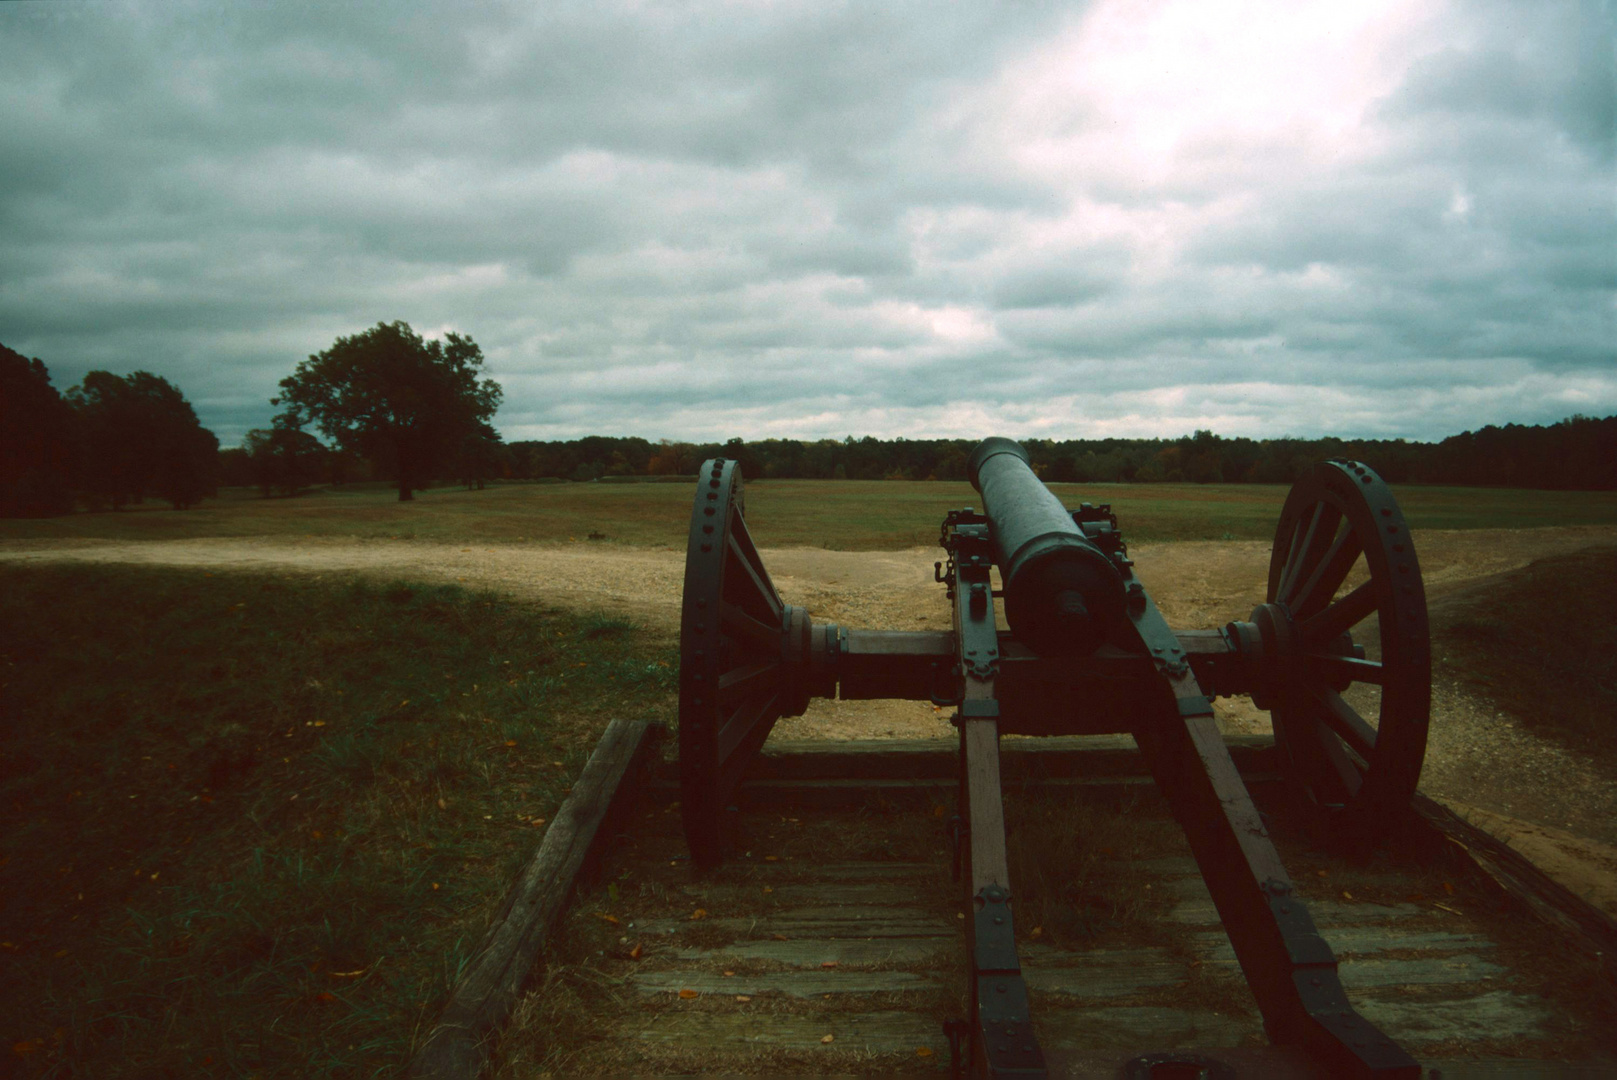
[6,526,1616,911]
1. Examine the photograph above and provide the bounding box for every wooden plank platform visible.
[483,733,1616,1077]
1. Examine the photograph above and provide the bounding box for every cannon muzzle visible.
[967,437,1126,655]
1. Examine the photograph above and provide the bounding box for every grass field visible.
[2,478,1614,549]
[0,564,675,1077]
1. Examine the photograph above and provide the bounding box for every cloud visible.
[0,0,1610,449]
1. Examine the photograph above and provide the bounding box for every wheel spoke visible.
[718,660,779,704]
[726,529,783,623]
[721,603,779,652]
[1291,524,1362,618]
[1300,580,1377,647]
[1279,690,1363,806]
[716,688,779,762]
[1276,504,1326,603]
[1305,683,1377,759]
[1303,653,1384,687]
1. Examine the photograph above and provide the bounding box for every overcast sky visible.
[2,0,1612,448]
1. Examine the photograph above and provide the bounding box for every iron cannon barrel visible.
[966,437,1126,655]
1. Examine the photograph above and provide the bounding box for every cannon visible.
[677,437,1430,1079]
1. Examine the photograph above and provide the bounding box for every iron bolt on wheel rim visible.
[1253,459,1430,843]
[679,458,790,869]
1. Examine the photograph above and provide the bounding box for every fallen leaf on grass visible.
[678,989,699,999]
[629,943,643,960]
[723,970,735,977]
[771,933,790,941]
[690,908,708,920]
[1342,891,1354,900]
[437,798,448,810]
[735,995,752,1002]
[1029,926,1043,939]
[314,992,337,1003]
[820,961,839,969]
[504,740,517,747]
[820,1034,835,1044]
[593,912,620,925]
[916,1048,934,1058]
[330,968,368,978]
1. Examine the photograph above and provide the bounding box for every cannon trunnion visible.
[677,440,1431,1079]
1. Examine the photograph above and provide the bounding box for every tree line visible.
[6,324,1614,520]
[2,342,218,516]
[505,417,1617,490]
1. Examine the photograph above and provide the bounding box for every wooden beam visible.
[405,719,664,1080]
[1410,794,1617,966]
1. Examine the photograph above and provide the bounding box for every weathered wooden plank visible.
[727,775,1158,808]
[1020,947,1186,998]
[1354,990,1553,1044]
[675,937,954,966]
[701,881,953,907]
[1337,954,1509,988]
[635,905,952,939]
[405,719,664,1080]
[678,860,939,886]
[1410,794,1617,965]
[1167,895,1424,925]
[629,968,941,996]
[650,733,1277,785]
[1035,1005,1257,1049]
[1192,928,1492,960]
[631,1009,948,1054]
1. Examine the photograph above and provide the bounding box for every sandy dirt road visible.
[6,525,1616,906]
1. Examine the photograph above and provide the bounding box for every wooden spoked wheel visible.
[1258,460,1430,844]
[679,458,791,868]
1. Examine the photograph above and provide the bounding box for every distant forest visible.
[6,339,1616,520]
[508,416,1617,490]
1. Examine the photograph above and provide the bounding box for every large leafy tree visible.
[67,370,218,510]
[273,322,502,501]
[241,422,328,497]
[0,344,78,517]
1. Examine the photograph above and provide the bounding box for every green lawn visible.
[2,478,1614,550]
[0,564,675,1077]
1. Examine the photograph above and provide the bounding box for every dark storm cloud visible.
[0,0,1610,447]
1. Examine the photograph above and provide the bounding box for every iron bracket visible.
[972,885,1046,1078]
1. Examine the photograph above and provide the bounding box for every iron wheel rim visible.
[1263,459,1430,842]
[679,457,787,868]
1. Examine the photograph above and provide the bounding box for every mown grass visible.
[0,564,676,1077]
[2,479,1613,550]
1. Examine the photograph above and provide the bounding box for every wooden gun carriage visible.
[676,436,1432,1079]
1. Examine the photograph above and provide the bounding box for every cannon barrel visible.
[966,437,1125,655]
